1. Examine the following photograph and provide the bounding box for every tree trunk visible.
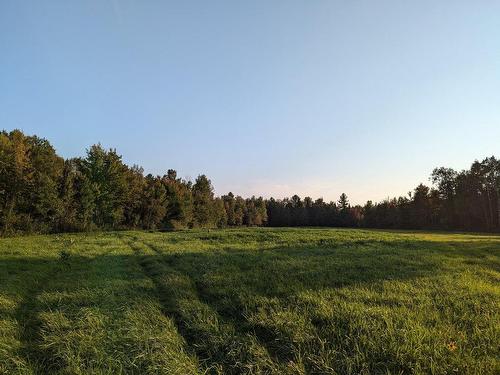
[2,195,16,235]
[486,188,494,231]
[496,188,500,232]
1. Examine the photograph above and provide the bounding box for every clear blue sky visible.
[1,1,499,204]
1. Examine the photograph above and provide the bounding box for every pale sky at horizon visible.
[1,1,499,205]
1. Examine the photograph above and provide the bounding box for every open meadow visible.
[0,228,498,374]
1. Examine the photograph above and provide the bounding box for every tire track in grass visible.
[143,242,295,366]
[192,283,299,366]
[120,237,209,373]
[122,235,283,375]
[16,283,47,374]
[30,235,200,375]
[143,239,302,367]
[142,239,309,372]
[15,261,65,374]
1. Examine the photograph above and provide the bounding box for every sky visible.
[1,1,499,204]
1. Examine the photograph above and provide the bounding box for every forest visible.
[1,129,499,235]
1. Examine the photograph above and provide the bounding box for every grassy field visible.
[0,228,498,374]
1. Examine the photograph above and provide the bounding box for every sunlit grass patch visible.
[0,228,498,374]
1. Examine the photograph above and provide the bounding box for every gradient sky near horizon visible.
[1,1,499,204]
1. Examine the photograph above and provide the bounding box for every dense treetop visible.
[1,129,499,235]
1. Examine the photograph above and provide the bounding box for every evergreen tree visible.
[213,197,228,228]
[162,170,193,228]
[1,129,499,235]
[81,145,128,228]
[192,175,214,227]
[234,196,246,226]
[141,174,167,229]
[123,165,146,228]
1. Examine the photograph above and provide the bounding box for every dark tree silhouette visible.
[1,129,499,235]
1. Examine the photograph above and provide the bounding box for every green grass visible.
[0,228,498,374]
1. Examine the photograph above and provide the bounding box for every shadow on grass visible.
[0,255,150,374]
[1,237,498,373]
[140,238,499,364]
[151,239,498,295]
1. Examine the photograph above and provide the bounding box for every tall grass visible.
[0,228,498,374]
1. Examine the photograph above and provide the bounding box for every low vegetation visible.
[0,228,498,374]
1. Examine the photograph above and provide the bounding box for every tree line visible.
[1,130,498,235]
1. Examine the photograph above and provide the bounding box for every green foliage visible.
[58,249,71,264]
[0,130,64,234]
[1,130,499,235]
[0,228,498,374]
[140,174,167,229]
[362,157,500,232]
[213,197,228,228]
[162,170,194,229]
[80,144,129,228]
[192,175,215,227]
